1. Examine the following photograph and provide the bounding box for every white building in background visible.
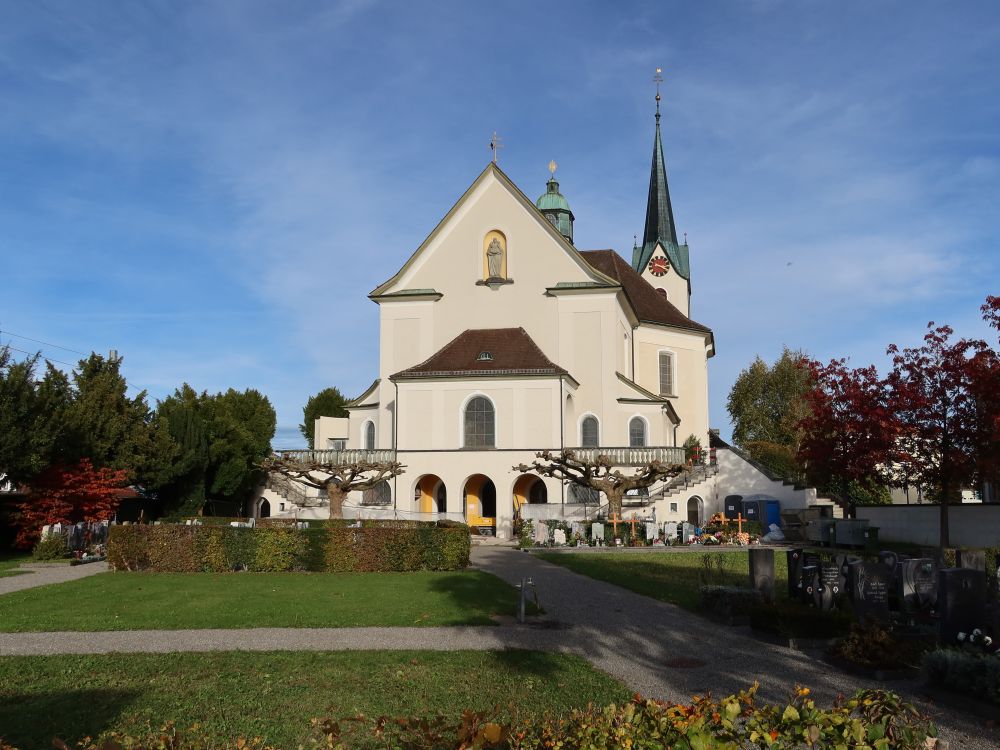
[257,97,828,536]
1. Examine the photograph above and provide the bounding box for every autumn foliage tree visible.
[15,459,128,548]
[798,296,1000,547]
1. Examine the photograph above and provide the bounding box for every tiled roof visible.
[392,328,568,380]
[580,250,712,334]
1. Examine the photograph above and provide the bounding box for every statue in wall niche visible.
[486,237,504,279]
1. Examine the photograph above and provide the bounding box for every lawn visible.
[0,650,630,748]
[0,570,528,631]
[0,552,31,578]
[536,549,789,611]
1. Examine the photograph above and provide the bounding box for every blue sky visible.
[2,1,998,448]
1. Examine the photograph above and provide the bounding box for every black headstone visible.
[850,561,892,623]
[939,568,988,645]
[957,549,986,572]
[801,564,820,604]
[899,558,937,613]
[749,548,776,603]
[786,549,804,599]
[809,563,841,610]
[878,550,900,574]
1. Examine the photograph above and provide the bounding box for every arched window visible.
[362,480,391,506]
[659,351,676,396]
[463,396,495,448]
[363,420,375,450]
[629,416,647,448]
[529,480,547,504]
[580,415,599,447]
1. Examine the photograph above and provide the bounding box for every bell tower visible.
[535,161,574,243]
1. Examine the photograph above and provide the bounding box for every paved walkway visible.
[0,549,993,747]
[0,561,107,596]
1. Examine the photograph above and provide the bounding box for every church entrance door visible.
[463,474,496,533]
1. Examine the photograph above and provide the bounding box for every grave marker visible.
[957,549,986,572]
[553,528,567,545]
[590,523,604,544]
[786,549,804,599]
[899,558,937,613]
[939,568,987,644]
[748,548,775,603]
[850,561,892,623]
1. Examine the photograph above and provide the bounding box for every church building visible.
[260,92,829,536]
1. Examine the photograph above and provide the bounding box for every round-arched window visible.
[581,415,599,447]
[363,421,376,450]
[629,417,647,448]
[463,396,495,448]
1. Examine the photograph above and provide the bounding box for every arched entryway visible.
[414,475,446,515]
[687,495,703,526]
[464,474,496,529]
[259,499,271,518]
[512,474,547,513]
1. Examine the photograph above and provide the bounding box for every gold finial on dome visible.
[548,160,558,176]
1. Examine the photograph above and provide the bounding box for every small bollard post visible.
[518,576,526,623]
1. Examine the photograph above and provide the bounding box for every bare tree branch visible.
[514,449,685,518]
[260,455,405,519]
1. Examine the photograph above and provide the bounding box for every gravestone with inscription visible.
[590,523,604,544]
[815,562,842,610]
[850,561,892,623]
[553,528,567,545]
[534,523,551,545]
[645,522,657,541]
[749,548,776,603]
[899,558,937,613]
[801,563,820,605]
[786,549,804,599]
[939,568,987,644]
[682,522,696,542]
[665,521,678,541]
[957,549,987,572]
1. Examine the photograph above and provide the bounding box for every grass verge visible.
[0,552,31,578]
[0,570,528,631]
[0,650,629,748]
[536,549,789,611]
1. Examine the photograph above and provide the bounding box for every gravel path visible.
[473,546,997,750]
[0,561,107,595]
[0,549,993,747]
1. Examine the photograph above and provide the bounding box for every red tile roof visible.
[392,328,568,380]
[580,249,712,334]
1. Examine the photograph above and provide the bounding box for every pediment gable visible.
[370,163,617,298]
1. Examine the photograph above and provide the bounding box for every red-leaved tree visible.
[15,459,128,548]
[797,359,900,495]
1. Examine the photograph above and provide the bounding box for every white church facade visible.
[258,101,829,536]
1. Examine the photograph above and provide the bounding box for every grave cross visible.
[627,516,640,544]
[609,514,623,537]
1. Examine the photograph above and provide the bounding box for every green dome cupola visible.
[536,161,574,243]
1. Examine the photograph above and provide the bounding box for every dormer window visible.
[477,351,493,361]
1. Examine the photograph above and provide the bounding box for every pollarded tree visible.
[513,450,684,519]
[261,454,404,519]
[299,387,350,449]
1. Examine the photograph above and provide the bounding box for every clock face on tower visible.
[647,255,670,277]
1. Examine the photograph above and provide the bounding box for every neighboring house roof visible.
[392,328,569,380]
[580,249,712,334]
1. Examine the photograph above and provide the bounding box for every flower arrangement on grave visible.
[734,531,752,546]
[956,628,998,655]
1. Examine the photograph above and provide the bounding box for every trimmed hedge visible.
[923,648,1000,706]
[107,522,470,573]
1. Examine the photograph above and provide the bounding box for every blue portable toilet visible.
[741,494,782,530]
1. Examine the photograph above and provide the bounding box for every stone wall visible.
[856,504,1000,547]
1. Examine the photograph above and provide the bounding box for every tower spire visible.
[639,68,678,263]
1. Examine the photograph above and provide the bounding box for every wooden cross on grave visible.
[627,516,641,544]
[736,513,744,535]
[608,514,623,538]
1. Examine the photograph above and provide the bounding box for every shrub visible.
[922,648,1000,706]
[107,522,470,573]
[22,684,936,750]
[31,533,68,561]
[830,622,931,670]
[750,600,854,639]
[699,585,762,618]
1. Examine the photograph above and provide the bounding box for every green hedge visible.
[923,648,1000,706]
[107,523,470,573]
